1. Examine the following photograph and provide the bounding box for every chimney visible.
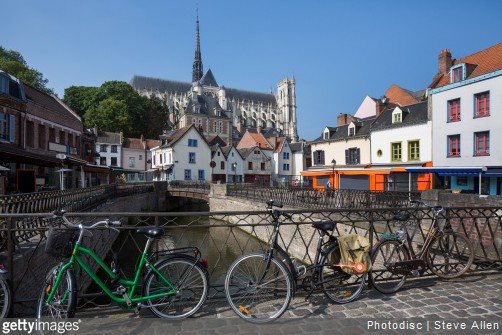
[337,113,356,126]
[257,125,262,134]
[93,124,98,137]
[237,122,243,134]
[120,132,123,144]
[375,96,389,119]
[140,134,144,143]
[438,49,452,75]
[337,113,347,126]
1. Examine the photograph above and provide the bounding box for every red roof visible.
[431,42,502,89]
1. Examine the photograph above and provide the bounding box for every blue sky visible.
[2,1,501,141]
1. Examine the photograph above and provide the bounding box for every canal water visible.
[109,201,264,286]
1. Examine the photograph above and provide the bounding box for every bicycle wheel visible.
[426,232,474,278]
[369,239,410,294]
[142,256,208,319]
[0,276,11,319]
[36,264,76,319]
[320,244,366,303]
[225,252,293,323]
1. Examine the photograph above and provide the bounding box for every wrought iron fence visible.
[168,180,211,194]
[1,205,500,316]
[0,182,155,214]
[227,184,420,209]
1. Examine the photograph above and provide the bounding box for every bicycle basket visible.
[45,224,77,258]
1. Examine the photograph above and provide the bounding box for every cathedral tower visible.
[192,14,203,82]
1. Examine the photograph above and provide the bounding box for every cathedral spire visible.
[192,11,203,82]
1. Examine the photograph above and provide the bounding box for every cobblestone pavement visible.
[77,272,502,320]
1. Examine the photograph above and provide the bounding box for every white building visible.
[429,43,502,195]
[150,124,211,182]
[93,126,122,168]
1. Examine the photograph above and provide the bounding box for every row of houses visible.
[302,42,502,195]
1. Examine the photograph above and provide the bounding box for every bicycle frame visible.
[46,236,178,309]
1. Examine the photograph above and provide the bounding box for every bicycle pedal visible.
[134,303,142,315]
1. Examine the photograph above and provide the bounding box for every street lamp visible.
[232,162,237,184]
[331,159,336,192]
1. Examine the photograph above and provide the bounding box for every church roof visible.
[129,75,192,94]
[199,69,218,87]
[186,94,230,118]
[225,88,277,105]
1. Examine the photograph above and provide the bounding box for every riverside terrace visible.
[0,204,501,317]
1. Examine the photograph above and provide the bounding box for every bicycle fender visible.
[273,246,298,294]
[0,271,10,280]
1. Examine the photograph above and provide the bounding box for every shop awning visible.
[405,167,486,176]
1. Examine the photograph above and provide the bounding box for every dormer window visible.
[393,113,401,123]
[0,76,8,95]
[216,110,221,117]
[450,64,466,83]
[324,132,329,140]
[392,108,402,123]
[349,127,355,136]
[195,107,200,114]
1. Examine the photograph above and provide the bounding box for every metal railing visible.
[1,205,501,316]
[0,182,155,214]
[227,184,420,209]
[167,180,211,194]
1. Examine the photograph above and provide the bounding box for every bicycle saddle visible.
[312,221,334,231]
[136,227,164,238]
[393,214,411,221]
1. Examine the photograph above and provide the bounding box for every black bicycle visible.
[224,200,366,323]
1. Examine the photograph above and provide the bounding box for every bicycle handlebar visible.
[410,200,444,214]
[47,210,122,231]
[266,199,283,209]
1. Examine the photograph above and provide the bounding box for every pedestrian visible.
[326,180,331,197]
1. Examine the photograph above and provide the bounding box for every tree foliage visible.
[64,81,171,139]
[0,46,53,94]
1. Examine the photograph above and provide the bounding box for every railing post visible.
[7,217,13,295]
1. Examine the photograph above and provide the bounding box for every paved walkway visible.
[77,272,502,320]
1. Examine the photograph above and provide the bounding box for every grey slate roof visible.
[130,73,277,106]
[311,116,375,144]
[199,69,218,87]
[97,131,121,144]
[290,142,304,152]
[401,87,427,101]
[186,95,229,118]
[129,75,192,94]
[370,101,428,131]
[237,147,255,159]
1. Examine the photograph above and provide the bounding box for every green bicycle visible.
[36,210,209,319]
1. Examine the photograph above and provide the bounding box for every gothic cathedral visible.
[129,15,298,144]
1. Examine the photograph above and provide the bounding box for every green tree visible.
[0,46,53,94]
[63,86,98,117]
[141,94,170,139]
[84,98,131,134]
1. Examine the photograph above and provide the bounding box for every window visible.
[195,107,200,114]
[67,134,72,147]
[283,164,290,171]
[129,157,135,167]
[377,149,383,157]
[217,151,220,156]
[59,131,65,145]
[0,113,14,142]
[0,76,8,94]
[111,145,117,153]
[248,162,253,170]
[391,142,402,162]
[283,152,290,159]
[198,119,202,128]
[313,150,325,166]
[100,145,107,152]
[448,99,460,122]
[408,141,420,161]
[324,132,329,140]
[26,121,34,147]
[213,121,217,132]
[111,157,117,166]
[393,113,401,123]
[163,153,166,163]
[474,131,489,156]
[452,66,463,83]
[345,148,360,165]
[100,157,107,165]
[447,135,460,157]
[184,169,192,180]
[189,152,196,163]
[198,170,205,180]
[127,174,135,182]
[221,161,225,169]
[138,173,145,182]
[188,139,198,147]
[38,125,45,149]
[349,127,355,136]
[192,118,196,124]
[219,121,223,133]
[475,92,490,117]
[139,155,143,160]
[168,153,172,163]
[49,128,55,142]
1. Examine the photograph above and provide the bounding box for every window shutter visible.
[356,148,360,164]
[345,149,349,165]
[9,115,15,142]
